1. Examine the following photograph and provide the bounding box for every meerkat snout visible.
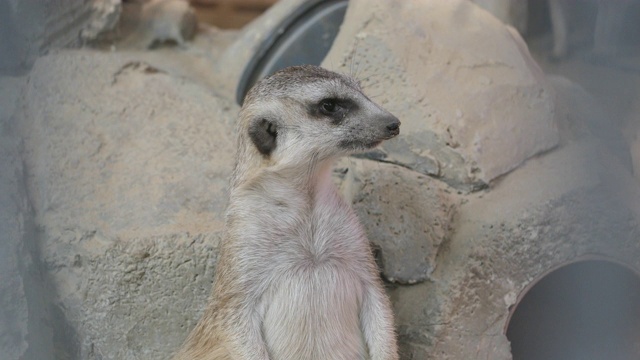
[365,111,401,140]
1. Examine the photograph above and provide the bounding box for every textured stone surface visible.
[0,77,30,360]
[385,75,640,359]
[390,139,640,359]
[81,0,122,42]
[21,52,237,239]
[0,0,121,73]
[324,0,559,190]
[1,75,56,360]
[18,50,238,359]
[336,158,459,284]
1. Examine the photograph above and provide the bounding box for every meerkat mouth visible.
[346,124,401,150]
[366,140,383,149]
[339,136,395,151]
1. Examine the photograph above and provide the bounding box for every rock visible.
[336,158,458,284]
[1,0,121,72]
[81,0,122,42]
[382,72,640,357]
[389,137,640,358]
[0,78,31,360]
[18,50,238,358]
[323,0,558,191]
[0,75,56,360]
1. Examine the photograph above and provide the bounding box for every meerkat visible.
[174,65,400,360]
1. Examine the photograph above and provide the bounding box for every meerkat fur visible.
[174,65,401,360]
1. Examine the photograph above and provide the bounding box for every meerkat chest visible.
[240,179,369,264]
[303,183,371,269]
[262,262,367,360]
[263,187,370,358]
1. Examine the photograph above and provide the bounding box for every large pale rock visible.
[324,0,558,191]
[21,52,237,239]
[386,74,640,359]
[336,158,458,284]
[19,50,238,359]
[388,138,640,358]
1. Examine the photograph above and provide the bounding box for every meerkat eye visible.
[319,99,338,114]
[266,121,277,136]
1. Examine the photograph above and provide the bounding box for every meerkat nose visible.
[387,122,400,131]
[385,117,401,135]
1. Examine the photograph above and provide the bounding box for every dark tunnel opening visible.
[507,259,640,360]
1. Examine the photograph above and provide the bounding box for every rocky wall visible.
[14,50,239,359]
[324,0,558,191]
[0,0,120,74]
[0,76,54,360]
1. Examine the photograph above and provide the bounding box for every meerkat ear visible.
[248,118,277,156]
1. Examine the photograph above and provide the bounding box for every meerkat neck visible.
[231,154,336,198]
[272,157,335,193]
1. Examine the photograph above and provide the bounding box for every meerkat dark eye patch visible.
[248,118,277,156]
[314,98,355,124]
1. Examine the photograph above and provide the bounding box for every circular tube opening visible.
[236,0,349,105]
[506,259,640,360]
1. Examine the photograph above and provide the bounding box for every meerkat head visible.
[235,65,400,178]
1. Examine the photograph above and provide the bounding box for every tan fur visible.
[174,65,400,360]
